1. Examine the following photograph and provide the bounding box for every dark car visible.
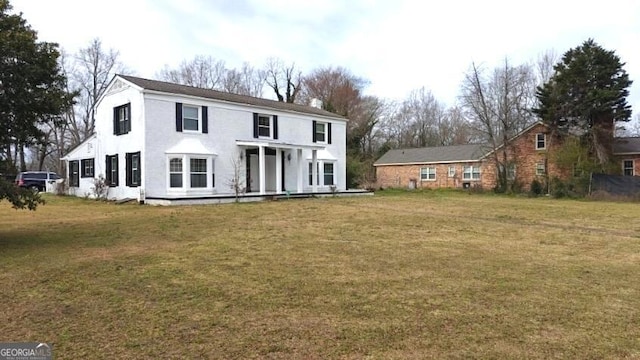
[15,171,61,193]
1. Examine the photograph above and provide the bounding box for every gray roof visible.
[118,75,346,120]
[374,144,489,165]
[614,137,640,154]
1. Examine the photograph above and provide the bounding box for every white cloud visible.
[9,0,640,114]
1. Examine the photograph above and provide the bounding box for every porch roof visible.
[236,139,325,151]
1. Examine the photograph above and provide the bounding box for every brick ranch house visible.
[374,122,640,190]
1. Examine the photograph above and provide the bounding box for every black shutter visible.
[253,113,259,138]
[176,103,183,132]
[125,153,131,186]
[202,106,208,134]
[273,115,278,139]
[105,156,112,184]
[126,103,132,133]
[328,122,332,144]
[113,108,118,135]
[312,120,317,143]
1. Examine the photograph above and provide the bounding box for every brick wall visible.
[376,123,639,191]
[375,162,485,189]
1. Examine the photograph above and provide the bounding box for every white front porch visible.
[236,140,325,195]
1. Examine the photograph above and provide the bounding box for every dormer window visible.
[535,133,546,150]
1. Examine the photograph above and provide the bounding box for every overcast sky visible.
[10,0,640,116]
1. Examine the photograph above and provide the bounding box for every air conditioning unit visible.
[462,182,471,189]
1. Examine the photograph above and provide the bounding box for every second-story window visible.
[253,113,278,139]
[183,105,199,131]
[113,103,131,135]
[312,120,332,144]
[536,133,546,150]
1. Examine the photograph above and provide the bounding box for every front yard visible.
[1,192,639,358]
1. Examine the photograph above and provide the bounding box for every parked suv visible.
[15,171,61,193]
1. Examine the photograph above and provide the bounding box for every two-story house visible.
[375,122,640,190]
[62,75,347,204]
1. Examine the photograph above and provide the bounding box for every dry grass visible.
[1,191,639,359]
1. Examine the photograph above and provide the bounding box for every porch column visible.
[259,145,266,195]
[297,148,303,193]
[275,148,282,193]
[312,149,318,193]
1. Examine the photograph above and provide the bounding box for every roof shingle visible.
[614,137,640,154]
[374,144,489,165]
[118,75,346,120]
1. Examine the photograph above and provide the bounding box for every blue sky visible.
[10,0,640,118]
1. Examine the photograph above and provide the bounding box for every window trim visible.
[535,133,546,150]
[315,122,327,143]
[169,158,183,188]
[448,166,456,178]
[463,165,481,181]
[80,158,94,178]
[535,161,546,176]
[420,167,436,181]
[167,155,216,193]
[308,160,336,187]
[258,115,271,138]
[182,104,201,132]
[623,159,635,176]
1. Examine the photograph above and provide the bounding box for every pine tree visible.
[533,39,632,166]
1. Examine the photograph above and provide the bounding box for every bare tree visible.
[157,55,226,89]
[221,62,265,97]
[71,38,128,142]
[459,59,536,191]
[226,154,246,202]
[265,58,302,103]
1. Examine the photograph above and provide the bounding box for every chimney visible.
[309,98,323,109]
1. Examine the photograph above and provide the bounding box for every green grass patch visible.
[1,194,639,358]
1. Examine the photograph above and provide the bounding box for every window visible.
[535,133,546,150]
[420,167,436,181]
[183,105,199,131]
[258,115,271,137]
[81,158,94,178]
[623,160,634,176]
[169,158,183,188]
[105,154,119,186]
[126,152,141,187]
[312,120,332,144]
[69,160,79,187]
[324,163,334,186]
[308,162,335,186]
[252,113,278,139]
[308,162,319,186]
[463,165,481,180]
[536,161,546,176]
[176,103,208,133]
[448,166,456,177]
[190,158,207,188]
[114,103,131,135]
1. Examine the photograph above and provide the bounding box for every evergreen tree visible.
[533,39,632,166]
[0,0,72,209]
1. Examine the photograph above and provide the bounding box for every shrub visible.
[530,179,543,197]
[549,177,568,198]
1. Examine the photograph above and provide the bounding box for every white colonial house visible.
[62,75,348,205]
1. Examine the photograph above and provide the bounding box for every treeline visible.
[4,27,639,189]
